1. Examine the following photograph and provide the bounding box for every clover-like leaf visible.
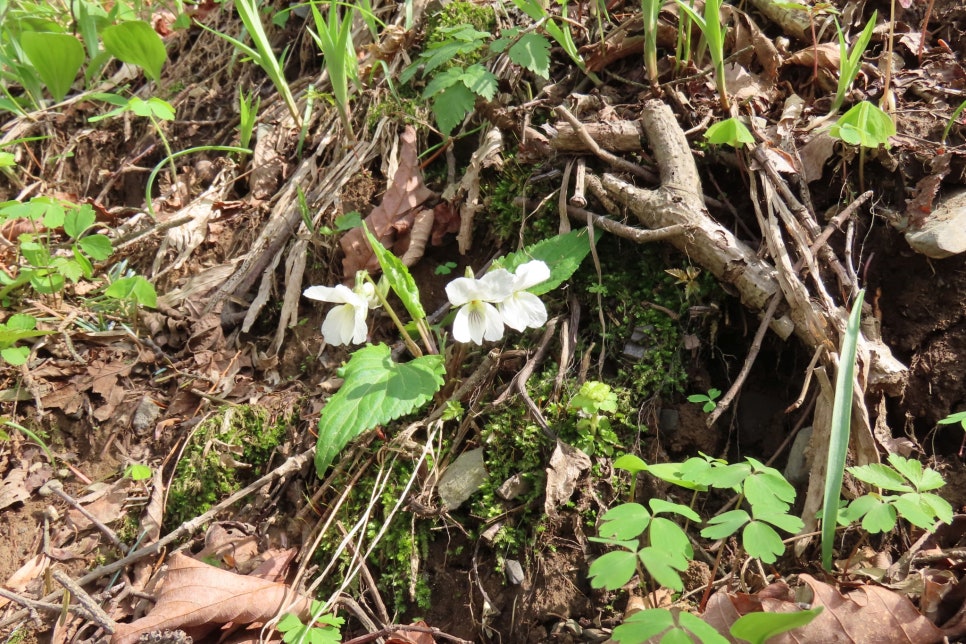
[638,546,688,591]
[588,549,639,590]
[701,509,750,540]
[598,502,650,540]
[742,520,785,563]
[848,462,914,493]
[315,344,444,476]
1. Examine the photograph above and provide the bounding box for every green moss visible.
[425,2,496,55]
[165,405,287,530]
[481,156,556,245]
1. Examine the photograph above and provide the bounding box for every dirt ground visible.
[3,0,966,642]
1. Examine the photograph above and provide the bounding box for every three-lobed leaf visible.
[104,276,157,307]
[598,502,650,540]
[588,549,638,590]
[315,344,444,477]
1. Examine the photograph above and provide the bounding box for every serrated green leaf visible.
[848,463,913,492]
[701,509,749,540]
[490,27,520,53]
[20,31,84,101]
[638,546,687,591]
[598,502,650,540]
[64,204,96,239]
[78,234,113,261]
[458,64,497,100]
[730,607,823,644]
[101,20,167,81]
[422,65,463,99]
[588,549,638,590]
[920,493,953,526]
[891,494,936,530]
[432,83,475,135]
[418,37,487,77]
[861,499,897,533]
[742,520,785,563]
[612,609,677,644]
[508,33,551,78]
[316,344,444,476]
[362,225,424,322]
[492,229,591,295]
[54,257,84,283]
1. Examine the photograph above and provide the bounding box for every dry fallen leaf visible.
[111,552,312,644]
[340,125,435,279]
[704,574,944,643]
[544,440,591,517]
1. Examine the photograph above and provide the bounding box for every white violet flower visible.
[304,283,372,346]
[497,260,550,331]
[445,269,515,345]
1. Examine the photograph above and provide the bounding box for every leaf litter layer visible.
[2,0,966,642]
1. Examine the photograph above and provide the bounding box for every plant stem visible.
[369,278,423,358]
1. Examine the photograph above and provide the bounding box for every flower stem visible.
[368,277,423,357]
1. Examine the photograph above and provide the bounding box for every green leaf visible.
[861,499,897,534]
[124,464,152,480]
[335,212,363,231]
[458,64,497,100]
[848,462,914,492]
[613,453,649,474]
[612,609,677,644]
[919,493,953,526]
[598,502,651,540]
[938,411,966,426]
[742,520,785,563]
[493,229,592,295]
[78,234,113,261]
[64,204,96,239]
[677,611,731,644]
[839,494,878,525]
[20,31,84,101]
[638,546,688,591]
[315,344,444,476]
[54,257,84,283]
[701,509,750,540]
[645,461,708,491]
[821,289,864,571]
[129,96,176,121]
[648,517,693,560]
[753,510,804,535]
[5,314,37,332]
[830,102,895,148]
[508,33,551,78]
[104,276,157,307]
[588,549,638,590]
[1,346,29,366]
[704,117,755,148]
[892,494,938,530]
[743,469,795,514]
[730,607,823,644]
[101,20,167,81]
[649,498,701,523]
[432,83,475,135]
[362,225,425,322]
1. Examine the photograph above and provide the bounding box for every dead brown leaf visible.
[544,440,591,517]
[340,125,435,279]
[705,575,944,643]
[111,552,312,644]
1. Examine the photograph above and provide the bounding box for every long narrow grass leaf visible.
[821,289,865,570]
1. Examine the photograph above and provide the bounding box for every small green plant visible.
[509,0,598,83]
[307,1,365,138]
[676,0,729,110]
[567,380,621,456]
[820,289,864,570]
[687,388,721,413]
[199,0,301,127]
[435,261,458,276]
[829,101,896,148]
[123,464,152,481]
[2,420,54,463]
[588,499,700,591]
[0,314,53,365]
[704,117,755,148]
[839,453,953,533]
[641,0,662,87]
[829,12,877,115]
[238,90,260,150]
[277,602,343,643]
[942,99,966,145]
[0,199,113,300]
[665,265,702,299]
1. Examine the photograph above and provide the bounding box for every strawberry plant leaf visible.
[508,33,551,78]
[431,83,475,134]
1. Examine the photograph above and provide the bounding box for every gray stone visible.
[905,188,966,258]
[504,558,525,585]
[438,448,487,510]
[496,473,531,500]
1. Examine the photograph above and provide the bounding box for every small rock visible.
[496,473,531,501]
[132,396,163,432]
[905,188,966,258]
[505,558,525,585]
[659,409,680,435]
[783,426,814,485]
[438,448,487,510]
